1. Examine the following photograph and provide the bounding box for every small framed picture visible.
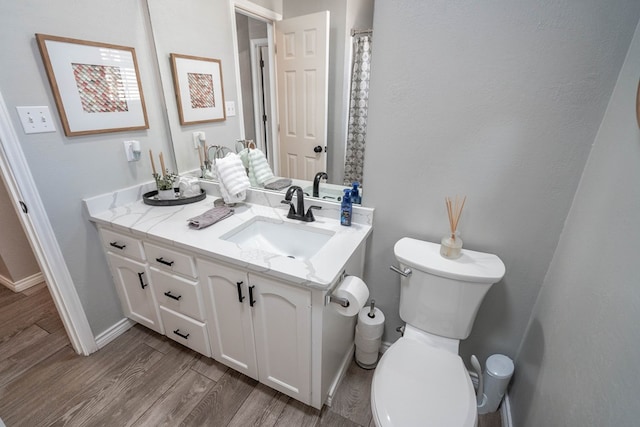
[170,53,226,125]
[35,34,149,137]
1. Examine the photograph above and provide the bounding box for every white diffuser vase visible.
[440,232,463,259]
[440,196,466,260]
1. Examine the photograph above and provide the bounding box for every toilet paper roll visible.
[357,307,385,339]
[355,334,381,353]
[355,325,383,347]
[332,276,369,317]
[355,347,379,366]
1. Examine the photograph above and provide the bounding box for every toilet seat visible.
[371,337,477,427]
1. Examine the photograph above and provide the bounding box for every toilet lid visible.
[372,338,477,427]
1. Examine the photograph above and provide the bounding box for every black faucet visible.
[281,186,321,222]
[313,172,328,198]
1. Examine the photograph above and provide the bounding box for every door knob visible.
[313,145,322,153]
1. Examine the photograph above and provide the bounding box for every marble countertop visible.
[85,183,373,290]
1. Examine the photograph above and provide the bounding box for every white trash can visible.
[479,354,514,414]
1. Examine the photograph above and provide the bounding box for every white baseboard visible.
[0,271,44,292]
[500,393,513,427]
[95,318,135,349]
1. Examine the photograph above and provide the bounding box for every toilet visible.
[371,237,506,427]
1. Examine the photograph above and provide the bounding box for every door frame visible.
[230,0,281,174]
[0,90,96,356]
[249,38,273,168]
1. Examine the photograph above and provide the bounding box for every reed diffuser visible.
[440,195,466,259]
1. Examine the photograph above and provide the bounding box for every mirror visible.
[146,0,373,203]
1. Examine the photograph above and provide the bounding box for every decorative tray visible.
[142,189,206,206]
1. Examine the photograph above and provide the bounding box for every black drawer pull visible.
[110,242,126,250]
[156,257,174,266]
[173,329,189,339]
[137,272,147,289]
[236,281,245,303]
[164,291,182,301]
[249,285,256,307]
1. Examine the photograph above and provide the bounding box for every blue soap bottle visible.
[341,189,352,226]
[350,182,361,204]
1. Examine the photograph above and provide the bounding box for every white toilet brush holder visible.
[472,354,514,414]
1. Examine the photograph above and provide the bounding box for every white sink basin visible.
[222,217,334,260]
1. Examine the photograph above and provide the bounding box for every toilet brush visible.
[470,355,485,407]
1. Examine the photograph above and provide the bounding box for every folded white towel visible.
[248,148,275,186]
[214,153,250,203]
[238,148,250,170]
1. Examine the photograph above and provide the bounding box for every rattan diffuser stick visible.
[445,196,466,240]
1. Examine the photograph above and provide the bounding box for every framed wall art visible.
[35,34,149,137]
[170,53,226,125]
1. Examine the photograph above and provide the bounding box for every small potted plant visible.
[154,169,178,200]
[150,150,178,200]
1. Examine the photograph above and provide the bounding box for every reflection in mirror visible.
[146,0,373,204]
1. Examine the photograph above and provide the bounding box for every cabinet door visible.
[251,274,311,403]
[107,253,163,334]
[198,259,258,379]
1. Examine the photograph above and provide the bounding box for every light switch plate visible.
[225,101,236,117]
[16,106,56,134]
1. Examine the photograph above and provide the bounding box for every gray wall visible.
[362,0,640,366]
[0,175,40,282]
[510,19,640,427]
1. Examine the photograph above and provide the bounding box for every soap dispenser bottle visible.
[341,189,352,226]
[350,182,361,204]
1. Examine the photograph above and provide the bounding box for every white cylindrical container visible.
[479,354,514,414]
[355,304,385,369]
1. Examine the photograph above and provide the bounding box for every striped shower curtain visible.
[343,35,372,186]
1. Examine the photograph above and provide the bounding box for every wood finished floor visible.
[0,283,501,427]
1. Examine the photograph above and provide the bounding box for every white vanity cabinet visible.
[99,230,163,334]
[96,223,367,410]
[199,259,311,403]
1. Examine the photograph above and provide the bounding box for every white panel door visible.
[198,259,258,380]
[251,274,312,403]
[275,11,329,180]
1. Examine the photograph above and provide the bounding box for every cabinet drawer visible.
[160,306,211,357]
[100,228,145,262]
[150,267,205,321]
[144,242,197,278]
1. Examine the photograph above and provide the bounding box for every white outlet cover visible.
[16,106,56,134]
[225,101,236,117]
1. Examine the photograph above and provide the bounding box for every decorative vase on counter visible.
[440,232,463,259]
[157,189,176,200]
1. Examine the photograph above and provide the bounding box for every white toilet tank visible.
[394,238,506,340]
